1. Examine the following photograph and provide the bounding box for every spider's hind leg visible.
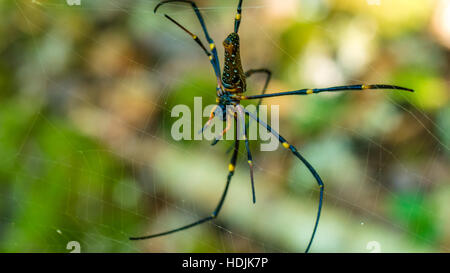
[237,105,256,204]
[244,109,324,253]
[129,125,240,241]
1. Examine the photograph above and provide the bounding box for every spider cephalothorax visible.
[215,93,236,121]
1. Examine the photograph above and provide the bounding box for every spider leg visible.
[237,105,255,203]
[130,123,240,241]
[199,105,217,134]
[244,109,324,253]
[163,15,214,65]
[211,112,233,146]
[244,68,272,146]
[234,0,244,33]
[154,1,222,90]
[245,68,272,108]
[237,84,413,100]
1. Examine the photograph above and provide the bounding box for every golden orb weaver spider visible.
[129,0,414,253]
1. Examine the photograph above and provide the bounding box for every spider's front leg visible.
[211,111,233,146]
[199,105,233,145]
[199,105,218,135]
[154,1,223,90]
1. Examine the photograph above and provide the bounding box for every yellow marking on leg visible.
[209,55,213,60]
[247,160,253,165]
[282,142,290,149]
[210,43,215,50]
[192,35,197,39]
[362,84,370,89]
[228,164,235,172]
[210,105,218,118]
[306,89,313,94]
[235,14,241,20]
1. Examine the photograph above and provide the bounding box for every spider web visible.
[1,0,448,253]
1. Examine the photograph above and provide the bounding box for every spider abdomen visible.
[222,33,246,93]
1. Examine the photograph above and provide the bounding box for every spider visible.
[130,0,413,253]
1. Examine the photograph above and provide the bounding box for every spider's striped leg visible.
[238,84,413,100]
[211,112,233,146]
[162,15,216,68]
[234,0,244,33]
[245,68,272,108]
[130,124,240,241]
[155,1,221,83]
[244,109,324,253]
[237,105,256,203]
[199,105,217,135]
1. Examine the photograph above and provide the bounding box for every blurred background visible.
[0,0,449,252]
